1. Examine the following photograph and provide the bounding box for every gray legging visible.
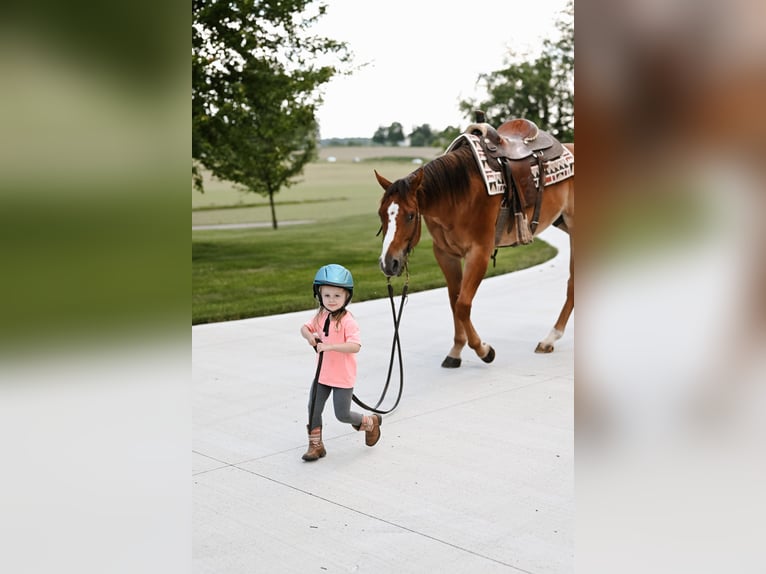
[308,383,363,429]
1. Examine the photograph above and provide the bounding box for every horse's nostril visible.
[391,259,399,273]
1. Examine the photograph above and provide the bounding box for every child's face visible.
[320,285,349,312]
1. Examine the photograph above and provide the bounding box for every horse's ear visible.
[374,170,392,191]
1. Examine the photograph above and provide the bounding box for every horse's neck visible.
[419,148,472,211]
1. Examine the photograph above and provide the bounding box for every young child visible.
[299,263,382,461]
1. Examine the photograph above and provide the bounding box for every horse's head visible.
[375,168,424,277]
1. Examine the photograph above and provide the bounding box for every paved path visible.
[192,220,314,231]
[193,227,574,573]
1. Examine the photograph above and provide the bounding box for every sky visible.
[312,0,571,140]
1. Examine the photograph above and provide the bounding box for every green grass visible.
[192,146,440,224]
[193,213,556,324]
[192,148,558,324]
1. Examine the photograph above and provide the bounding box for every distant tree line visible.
[367,122,461,148]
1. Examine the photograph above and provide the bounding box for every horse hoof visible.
[535,342,554,353]
[481,346,496,363]
[441,356,462,368]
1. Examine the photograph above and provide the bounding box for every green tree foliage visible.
[373,122,460,150]
[387,122,405,146]
[459,0,573,142]
[408,124,434,147]
[192,0,352,229]
[430,125,462,150]
[371,126,388,145]
[371,122,405,146]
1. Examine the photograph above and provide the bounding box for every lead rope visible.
[352,273,409,414]
[307,314,332,428]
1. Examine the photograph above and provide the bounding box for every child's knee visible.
[335,411,353,424]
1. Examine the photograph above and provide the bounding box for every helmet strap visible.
[321,314,331,336]
[320,302,348,316]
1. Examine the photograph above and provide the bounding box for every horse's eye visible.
[407,213,415,222]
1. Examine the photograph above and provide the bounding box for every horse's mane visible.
[381,144,477,206]
[420,144,476,205]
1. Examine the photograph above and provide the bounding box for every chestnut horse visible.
[375,131,574,368]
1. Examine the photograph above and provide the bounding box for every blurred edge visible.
[576,0,766,572]
[0,2,190,573]
[2,0,766,572]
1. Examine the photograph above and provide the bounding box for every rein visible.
[307,314,332,427]
[352,275,408,414]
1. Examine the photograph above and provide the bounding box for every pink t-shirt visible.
[304,310,361,389]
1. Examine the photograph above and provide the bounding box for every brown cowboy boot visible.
[360,414,382,447]
[302,426,326,461]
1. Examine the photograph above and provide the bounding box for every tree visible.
[459,0,573,142]
[370,122,405,146]
[408,124,434,147]
[192,0,352,229]
[387,122,405,146]
[371,126,388,145]
[431,125,462,149]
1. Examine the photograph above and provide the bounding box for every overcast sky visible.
[312,0,571,139]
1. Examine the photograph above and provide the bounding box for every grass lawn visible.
[192,147,558,324]
[192,146,442,225]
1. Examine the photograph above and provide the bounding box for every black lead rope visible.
[307,314,332,428]
[352,280,408,414]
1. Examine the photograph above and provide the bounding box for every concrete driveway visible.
[193,227,574,573]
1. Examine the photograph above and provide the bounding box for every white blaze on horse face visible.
[380,202,399,263]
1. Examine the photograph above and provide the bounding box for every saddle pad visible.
[446,133,506,195]
[533,146,575,188]
[446,133,575,196]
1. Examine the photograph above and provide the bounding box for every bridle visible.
[377,196,421,260]
[405,210,421,256]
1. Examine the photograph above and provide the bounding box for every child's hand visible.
[310,333,321,352]
[315,341,331,353]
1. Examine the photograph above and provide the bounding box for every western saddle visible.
[464,111,565,247]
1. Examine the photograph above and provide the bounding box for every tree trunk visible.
[269,190,278,230]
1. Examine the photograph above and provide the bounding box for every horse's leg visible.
[454,249,496,364]
[536,230,574,353]
[431,244,467,368]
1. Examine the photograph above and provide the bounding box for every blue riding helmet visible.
[313,264,354,302]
